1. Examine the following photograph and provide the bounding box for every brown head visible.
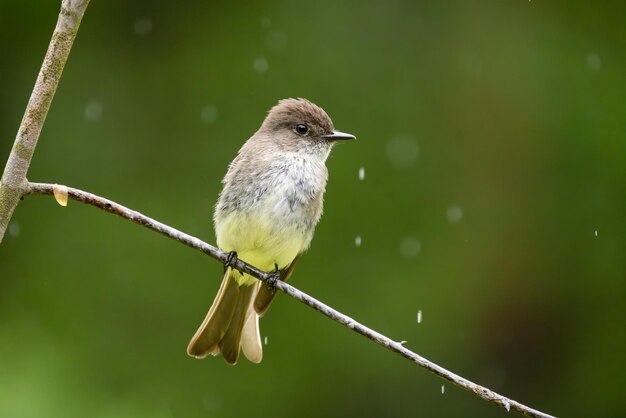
[254,98,355,156]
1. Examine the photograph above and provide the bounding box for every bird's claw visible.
[224,251,238,273]
[266,263,280,291]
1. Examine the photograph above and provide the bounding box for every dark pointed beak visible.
[323,130,356,141]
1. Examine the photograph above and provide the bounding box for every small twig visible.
[26,182,555,418]
[0,0,90,242]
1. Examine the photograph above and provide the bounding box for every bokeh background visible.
[1,1,625,417]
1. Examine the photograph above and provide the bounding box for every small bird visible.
[187,98,355,364]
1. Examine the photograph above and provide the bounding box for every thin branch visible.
[26,182,555,418]
[0,0,90,242]
[0,3,555,417]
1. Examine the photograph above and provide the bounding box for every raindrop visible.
[8,222,20,238]
[201,106,218,124]
[417,310,422,324]
[441,384,445,395]
[386,136,419,168]
[358,167,365,181]
[84,101,103,122]
[253,57,269,73]
[400,236,421,257]
[264,336,268,345]
[586,52,601,71]
[266,31,288,50]
[446,205,463,223]
[354,236,362,247]
[594,229,598,237]
[134,18,153,36]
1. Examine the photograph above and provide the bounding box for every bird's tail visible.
[187,268,262,364]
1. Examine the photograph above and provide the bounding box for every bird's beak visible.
[323,130,356,141]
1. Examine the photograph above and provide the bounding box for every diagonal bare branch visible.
[0,3,556,417]
[25,181,556,418]
[0,0,90,242]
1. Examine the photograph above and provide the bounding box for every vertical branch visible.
[0,0,90,242]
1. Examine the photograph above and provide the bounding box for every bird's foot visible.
[224,251,238,273]
[266,263,281,291]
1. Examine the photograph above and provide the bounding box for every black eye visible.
[294,123,309,135]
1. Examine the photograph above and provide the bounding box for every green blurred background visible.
[1,1,625,417]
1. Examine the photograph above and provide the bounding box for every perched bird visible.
[187,98,355,364]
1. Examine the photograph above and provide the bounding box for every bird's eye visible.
[294,123,309,135]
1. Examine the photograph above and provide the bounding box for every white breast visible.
[215,152,327,271]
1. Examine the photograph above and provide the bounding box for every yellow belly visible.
[215,211,310,286]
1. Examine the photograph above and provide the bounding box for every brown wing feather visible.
[240,283,263,363]
[187,269,239,358]
[218,283,256,364]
